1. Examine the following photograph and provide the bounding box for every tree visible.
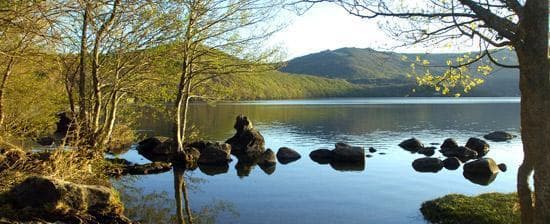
[297,0,549,223]
[57,0,180,149]
[0,1,59,130]
[173,0,283,152]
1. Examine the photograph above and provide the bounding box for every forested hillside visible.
[280,48,520,96]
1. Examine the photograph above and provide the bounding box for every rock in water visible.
[399,138,424,152]
[225,115,265,156]
[463,158,500,177]
[309,149,333,164]
[258,149,277,166]
[441,146,478,162]
[333,142,365,163]
[368,147,377,153]
[418,147,436,156]
[440,138,459,151]
[197,142,232,165]
[442,157,461,170]
[465,137,490,157]
[412,158,443,173]
[276,147,301,164]
[498,163,507,172]
[484,131,514,142]
[137,136,177,156]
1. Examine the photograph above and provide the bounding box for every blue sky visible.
[270,3,483,60]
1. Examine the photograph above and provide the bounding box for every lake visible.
[113,97,522,224]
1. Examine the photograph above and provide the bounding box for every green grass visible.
[420,193,520,224]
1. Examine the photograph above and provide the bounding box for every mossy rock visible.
[420,193,519,224]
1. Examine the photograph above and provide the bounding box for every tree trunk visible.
[78,4,89,128]
[0,57,14,127]
[515,1,549,223]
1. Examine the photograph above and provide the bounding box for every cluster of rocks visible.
[309,142,365,171]
[400,136,507,185]
[106,158,172,176]
[136,115,304,177]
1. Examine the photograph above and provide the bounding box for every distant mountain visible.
[280,47,520,96]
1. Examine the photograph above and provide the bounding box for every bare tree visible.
[0,1,59,129]
[173,0,283,152]
[296,0,548,223]
[57,0,180,149]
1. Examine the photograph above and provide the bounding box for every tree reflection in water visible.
[115,166,239,224]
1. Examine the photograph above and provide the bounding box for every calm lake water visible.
[113,97,522,224]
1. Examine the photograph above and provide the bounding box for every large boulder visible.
[484,131,515,142]
[258,149,277,166]
[137,136,177,156]
[8,176,126,222]
[399,138,424,152]
[412,158,443,173]
[463,158,500,177]
[309,149,333,164]
[225,115,265,156]
[465,137,490,158]
[440,138,459,151]
[197,142,232,165]
[440,146,478,162]
[276,147,301,164]
[332,142,365,163]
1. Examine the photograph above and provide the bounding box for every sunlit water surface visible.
[114,97,522,224]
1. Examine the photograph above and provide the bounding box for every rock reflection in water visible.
[463,171,498,186]
[329,161,365,172]
[116,166,238,224]
[198,163,229,176]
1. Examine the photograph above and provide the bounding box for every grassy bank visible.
[420,192,520,224]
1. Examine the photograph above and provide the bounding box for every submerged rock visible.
[399,138,424,152]
[309,149,333,164]
[412,157,443,173]
[484,131,514,142]
[225,115,265,156]
[276,147,301,164]
[441,146,478,162]
[465,137,490,158]
[442,157,461,170]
